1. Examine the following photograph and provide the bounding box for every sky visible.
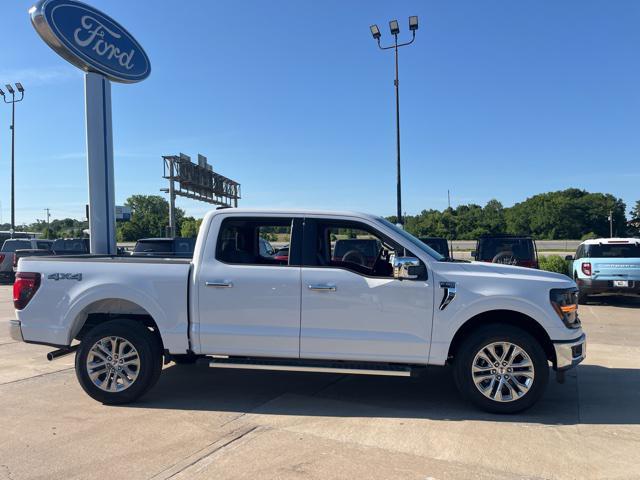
[0,0,639,225]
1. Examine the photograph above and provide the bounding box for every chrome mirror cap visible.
[393,256,422,280]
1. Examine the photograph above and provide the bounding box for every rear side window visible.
[216,217,295,266]
[36,242,52,250]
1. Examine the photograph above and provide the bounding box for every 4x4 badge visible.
[48,273,82,281]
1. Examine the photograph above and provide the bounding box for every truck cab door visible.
[299,218,433,364]
[195,216,303,358]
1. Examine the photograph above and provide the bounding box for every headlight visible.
[550,288,581,329]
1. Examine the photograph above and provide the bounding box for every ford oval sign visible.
[30,0,150,83]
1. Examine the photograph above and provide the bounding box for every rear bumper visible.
[553,334,586,370]
[577,278,640,296]
[9,320,23,342]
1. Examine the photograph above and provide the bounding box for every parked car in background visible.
[1,239,53,281]
[472,234,539,268]
[567,238,640,303]
[131,237,196,258]
[52,238,89,255]
[419,237,450,258]
[13,249,54,271]
[0,231,36,245]
[332,238,382,268]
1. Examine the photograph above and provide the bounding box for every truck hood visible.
[436,260,574,287]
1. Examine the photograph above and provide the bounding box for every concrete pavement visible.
[1,285,639,480]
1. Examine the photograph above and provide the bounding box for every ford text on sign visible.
[30,0,150,83]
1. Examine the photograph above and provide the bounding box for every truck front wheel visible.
[453,325,549,414]
[75,319,162,405]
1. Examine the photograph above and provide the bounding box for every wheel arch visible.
[447,309,556,366]
[70,298,164,351]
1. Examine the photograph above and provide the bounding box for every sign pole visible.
[84,72,116,254]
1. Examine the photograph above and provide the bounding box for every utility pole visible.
[609,210,613,238]
[447,190,454,259]
[1,83,25,237]
[45,208,51,235]
[370,17,419,227]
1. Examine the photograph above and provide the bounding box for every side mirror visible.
[470,250,477,258]
[565,255,573,261]
[393,256,424,280]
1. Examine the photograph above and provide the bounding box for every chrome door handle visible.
[206,281,233,288]
[308,284,336,292]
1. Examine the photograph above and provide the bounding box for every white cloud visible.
[0,66,80,86]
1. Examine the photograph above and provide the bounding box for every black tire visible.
[75,319,162,405]
[172,353,199,364]
[453,324,549,414]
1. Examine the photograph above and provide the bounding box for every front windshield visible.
[376,217,445,260]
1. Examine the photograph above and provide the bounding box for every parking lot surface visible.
[1,285,639,480]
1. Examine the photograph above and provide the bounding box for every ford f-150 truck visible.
[10,210,586,413]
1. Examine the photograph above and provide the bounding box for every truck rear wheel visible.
[453,324,549,414]
[75,319,162,405]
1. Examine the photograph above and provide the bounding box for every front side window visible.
[306,220,404,278]
[216,217,293,266]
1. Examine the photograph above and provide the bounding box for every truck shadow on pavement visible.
[131,363,640,426]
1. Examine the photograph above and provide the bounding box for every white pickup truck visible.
[10,209,586,413]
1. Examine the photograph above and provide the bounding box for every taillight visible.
[13,272,41,310]
[581,262,592,276]
[0,253,4,263]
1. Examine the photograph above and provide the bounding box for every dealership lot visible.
[1,285,639,480]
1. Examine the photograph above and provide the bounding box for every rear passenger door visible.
[196,216,303,357]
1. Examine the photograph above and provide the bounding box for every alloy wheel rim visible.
[471,341,535,403]
[86,336,140,392]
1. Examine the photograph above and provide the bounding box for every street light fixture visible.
[2,82,25,236]
[369,24,381,40]
[389,19,400,35]
[369,16,418,226]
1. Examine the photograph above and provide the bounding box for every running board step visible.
[207,357,414,377]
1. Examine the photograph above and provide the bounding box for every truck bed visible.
[15,255,191,352]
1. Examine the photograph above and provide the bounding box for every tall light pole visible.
[1,83,25,237]
[370,16,418,226]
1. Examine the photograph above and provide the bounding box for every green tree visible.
[116,195,184,241]
[180,217,202,238]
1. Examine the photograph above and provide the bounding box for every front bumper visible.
[553,334,586,370]
[9,319,23,342]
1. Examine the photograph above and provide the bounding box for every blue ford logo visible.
[30,0,150,83]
